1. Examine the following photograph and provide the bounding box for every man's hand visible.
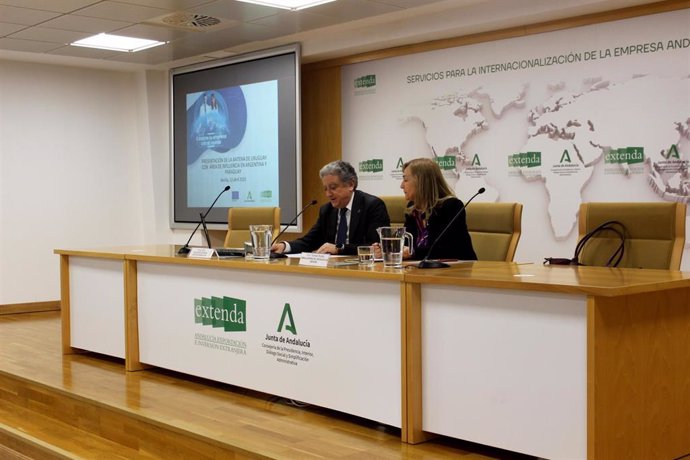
[271,242,286,254]
[315,243,338,254]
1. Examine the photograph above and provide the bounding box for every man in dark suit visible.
[271,160,390,256]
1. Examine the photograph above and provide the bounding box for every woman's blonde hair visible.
[403,158,455,215]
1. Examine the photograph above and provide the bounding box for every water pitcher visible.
[377,226,413,267]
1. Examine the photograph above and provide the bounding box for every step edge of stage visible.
[0,368,271,459]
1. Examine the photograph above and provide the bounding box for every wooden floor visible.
[0,312,536,459]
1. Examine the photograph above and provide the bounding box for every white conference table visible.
[404,262,690,460]
[56,245,404,431]
[55,245,690,458]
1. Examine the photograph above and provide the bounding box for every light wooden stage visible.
[0,311,535,459]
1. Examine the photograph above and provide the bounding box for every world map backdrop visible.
[342,9,690,267]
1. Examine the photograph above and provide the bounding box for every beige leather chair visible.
[380,196,408,227]
[223,207,280,248]
[577,202,686,269]
[466,202,523,262]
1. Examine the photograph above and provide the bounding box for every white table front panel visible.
[69,257,125,358]
[422,285,586,460]
[137,262,402,427]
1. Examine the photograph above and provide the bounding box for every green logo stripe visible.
[194,298,203,324]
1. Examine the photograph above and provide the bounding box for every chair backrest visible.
[223,207,281,248]
[466,202,523,261]
[577,202,686,269]
[380,196,408,227]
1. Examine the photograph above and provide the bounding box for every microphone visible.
[417,187,485,269]
[178,185,231,255]
[269,200,318,258]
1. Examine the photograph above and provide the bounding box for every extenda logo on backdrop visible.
[194,296,246,332]
[359,159,383,173]
[354,74,376,88]
[508,152,542,167]
[434,155,456,170]
[605,147,645,164]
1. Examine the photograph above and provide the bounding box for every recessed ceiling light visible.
[70,33,166,52]
[237,0,336,11]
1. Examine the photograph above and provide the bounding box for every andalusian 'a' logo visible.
[194,296,246,332]
[278,303,297,334]
[471,154,481,166]
[663,144,680,159]
[560,150,572,163]
[396,157,405,169]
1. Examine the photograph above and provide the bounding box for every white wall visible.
[0,60,179,304]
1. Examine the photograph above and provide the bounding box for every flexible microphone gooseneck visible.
[178,185,231,255]
[417,187,485,269]
[269,200,318,258]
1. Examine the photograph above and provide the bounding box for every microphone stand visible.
[200,212,211,249]
[178,186,230,255]
[417,188,485,269]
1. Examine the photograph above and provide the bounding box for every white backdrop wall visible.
[0,60,174,304]
[342,10,690,268]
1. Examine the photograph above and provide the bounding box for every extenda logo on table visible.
[194,296,246,332]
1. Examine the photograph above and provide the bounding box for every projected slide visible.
[186,80,279,208]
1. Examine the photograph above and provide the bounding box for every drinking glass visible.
[249,225,273,260]
[357,245,375,266]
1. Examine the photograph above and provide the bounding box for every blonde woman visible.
[399,158,476,261]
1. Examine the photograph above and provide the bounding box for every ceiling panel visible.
[72,1,169,22]
[0,0,669,68]
[249,10,341,35]
[168,22,274,54]
[0,37,62,53]
[40,14,133,33]
[0,0,98,13]
[9,26,93,44]
[47,43,122,59]
[115,0,216,8]
[372,0,467,7]
[106,45,179,64]
[115,22,200,42]
[188,0,281,23]
[0,4,61,25]
[0,22,25,36]
[303,0,402,20]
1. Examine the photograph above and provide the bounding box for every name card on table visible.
[299,253,330,267]
[188,247,215,259]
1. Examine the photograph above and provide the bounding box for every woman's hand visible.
[372,243,382,259]
[372,243,411,259]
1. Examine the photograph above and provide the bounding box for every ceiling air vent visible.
[147,12,236,32]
